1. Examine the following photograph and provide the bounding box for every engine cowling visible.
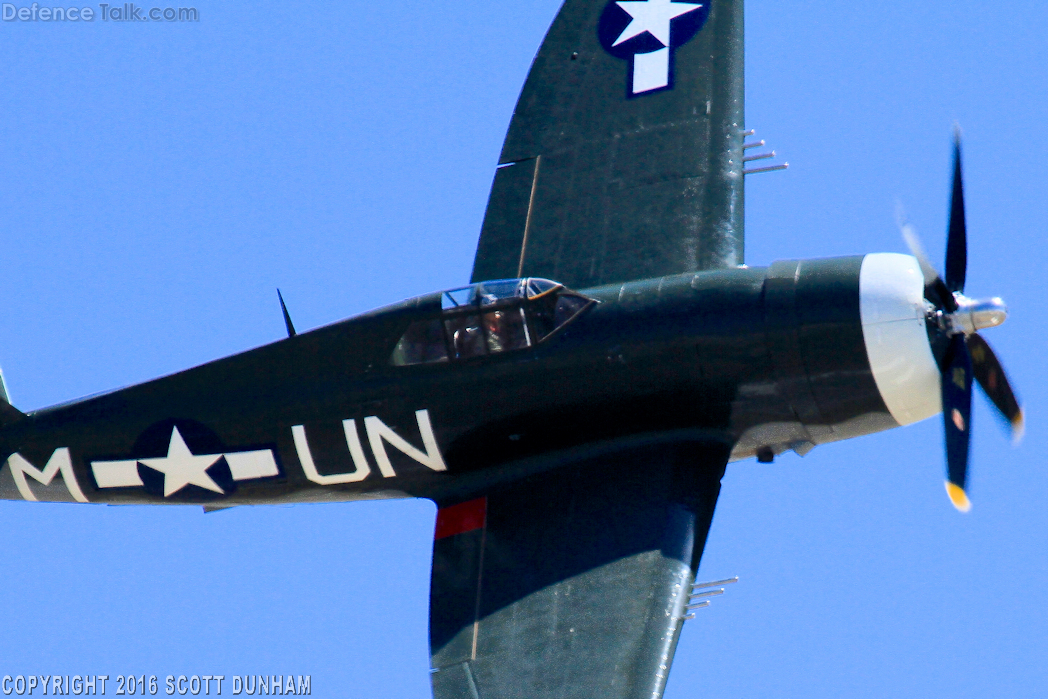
[859,252,941,426]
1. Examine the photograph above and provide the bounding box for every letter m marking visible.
[6,448,89,502]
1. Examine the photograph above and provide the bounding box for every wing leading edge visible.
[429,440,730,699]
[471,0,745,289]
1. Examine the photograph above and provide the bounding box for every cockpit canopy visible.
[441,278,562,310]
[392,278,594,366]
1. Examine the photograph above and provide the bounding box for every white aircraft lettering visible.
[292,419,371,485]
[6,448,89,503]
[294,409,446,484]
[365,409,446,477]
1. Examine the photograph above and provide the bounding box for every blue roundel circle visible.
[598,0,711,60]
[133,418,236,500]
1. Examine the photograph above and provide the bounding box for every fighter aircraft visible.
[0,0,1023,697]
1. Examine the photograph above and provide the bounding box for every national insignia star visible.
[613,0,704,48]
[139,426,225,496]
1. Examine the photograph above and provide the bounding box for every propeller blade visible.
[966,332,1024,442]
[945,131,967,293]
[942,333,973,512]
[898,214,958,313]
[900,221,939,287]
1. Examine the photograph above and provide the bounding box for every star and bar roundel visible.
[598,0,710,96]
[90,420,281,500]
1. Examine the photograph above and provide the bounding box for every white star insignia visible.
[140,426,224,497]
[613,0,703,48]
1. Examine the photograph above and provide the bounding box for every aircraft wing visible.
[429,440,729,698]
[470,0,745,289]
[438,1,744,695]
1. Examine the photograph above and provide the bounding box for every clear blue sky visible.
[0,2,1045,697]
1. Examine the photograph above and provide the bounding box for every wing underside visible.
[429,440,730,699]
[471,0,745,289]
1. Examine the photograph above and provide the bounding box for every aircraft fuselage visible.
[0,254,939,507]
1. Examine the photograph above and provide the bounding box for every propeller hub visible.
[947,295,1007,335]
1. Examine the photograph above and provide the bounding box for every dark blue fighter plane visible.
[0,0,1023,697]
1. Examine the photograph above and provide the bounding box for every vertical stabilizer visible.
[0,366,25,427]
[0,367,11,405]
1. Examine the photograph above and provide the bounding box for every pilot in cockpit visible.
[484,310,505,353]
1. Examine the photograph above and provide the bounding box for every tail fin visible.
[471,0,745,289]
[0,367,26,427]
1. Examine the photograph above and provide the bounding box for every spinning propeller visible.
[899,130,1024,512]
